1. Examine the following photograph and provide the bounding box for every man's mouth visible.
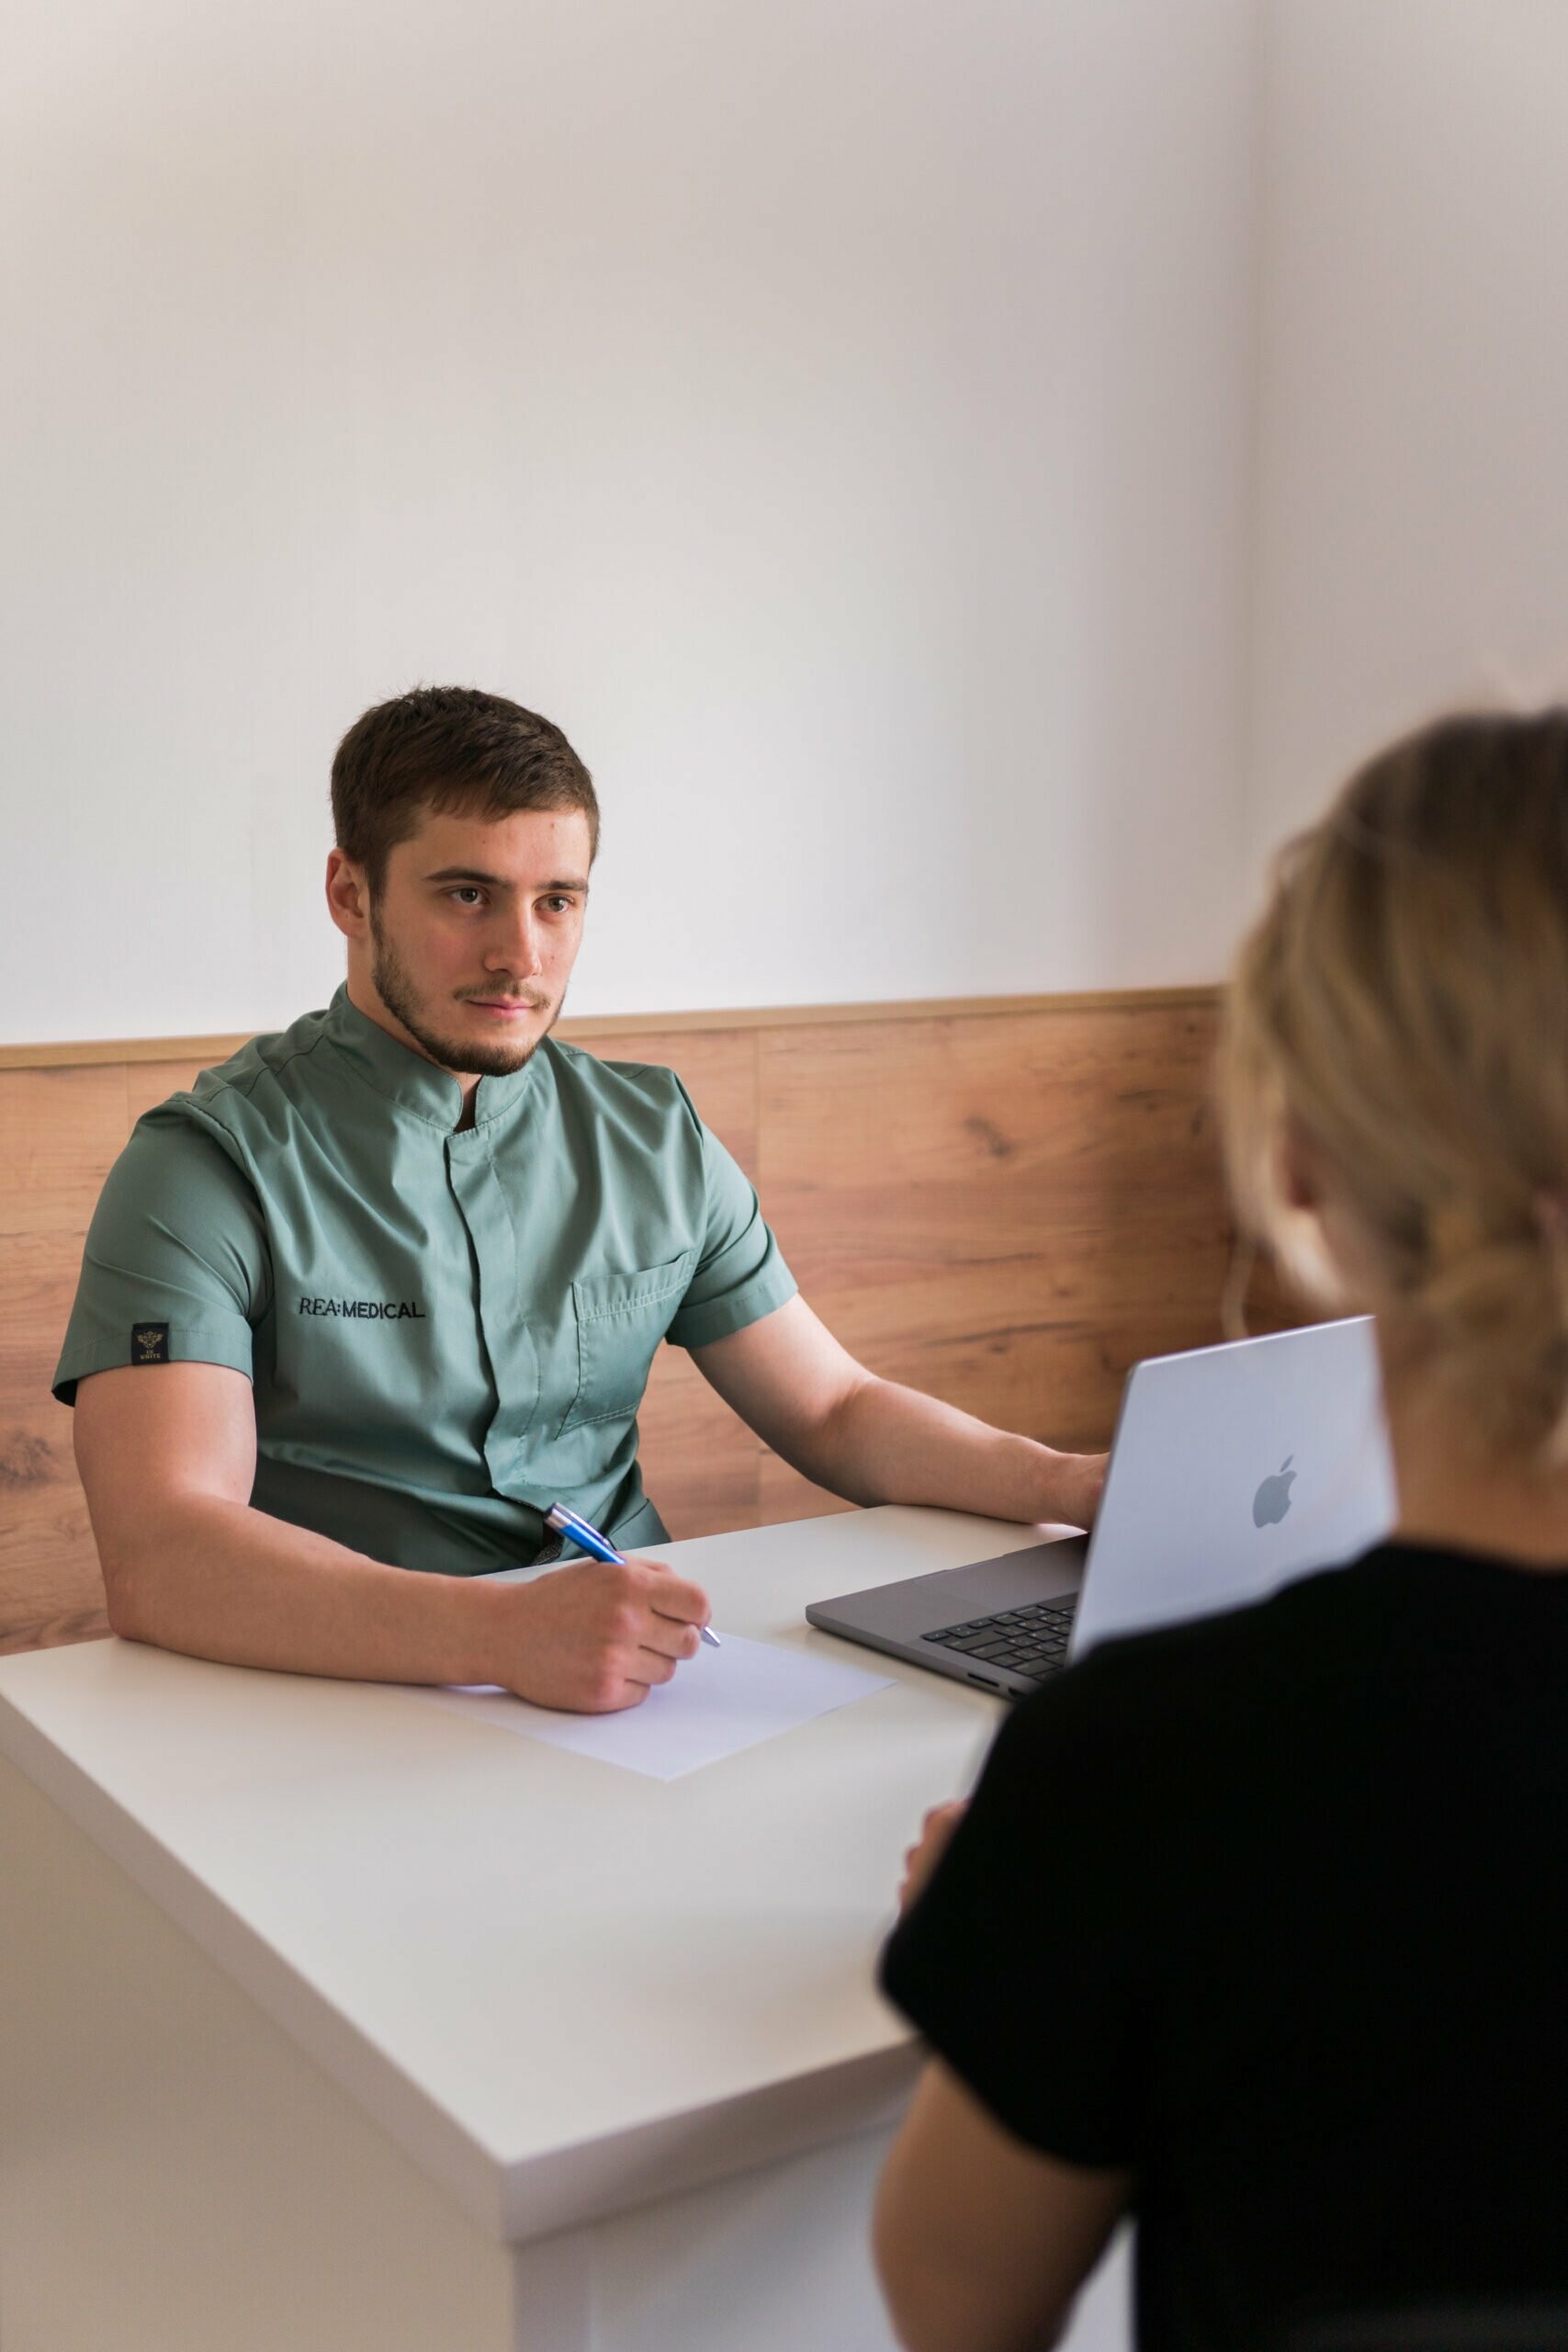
[463,995,547,1015]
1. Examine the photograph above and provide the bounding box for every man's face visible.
[356,804,593,1078]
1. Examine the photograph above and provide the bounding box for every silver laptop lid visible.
[1069,1316,1396,1660]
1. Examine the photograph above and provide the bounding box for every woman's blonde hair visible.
[1221,708,1568,1463]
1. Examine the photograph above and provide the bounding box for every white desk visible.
[0,1504,1130,2351]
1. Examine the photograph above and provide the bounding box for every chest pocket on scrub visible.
[558,1251,696,1434]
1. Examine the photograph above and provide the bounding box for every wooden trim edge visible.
[0,985,1224,1071]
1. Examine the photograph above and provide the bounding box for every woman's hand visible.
[897,1800,968,1916]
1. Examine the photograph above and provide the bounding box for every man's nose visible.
[486,904,546,978]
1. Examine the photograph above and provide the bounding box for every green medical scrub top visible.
[53,987,796,1574]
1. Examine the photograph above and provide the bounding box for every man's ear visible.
[325,849,371,942]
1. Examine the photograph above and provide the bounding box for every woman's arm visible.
[874,2058,1131,2352]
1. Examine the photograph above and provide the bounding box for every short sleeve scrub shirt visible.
[54,988,796,1575]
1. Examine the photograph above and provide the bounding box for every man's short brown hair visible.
[331,685,600,891]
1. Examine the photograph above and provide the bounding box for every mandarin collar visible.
[321,984,540,1131]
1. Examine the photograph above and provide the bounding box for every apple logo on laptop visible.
[1252,1455,1296,1528]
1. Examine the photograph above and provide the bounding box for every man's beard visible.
[369,919,557,1078]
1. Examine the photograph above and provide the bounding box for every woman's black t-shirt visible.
[879,1544,1568,2352]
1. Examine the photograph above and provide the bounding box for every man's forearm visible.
[797,1377,1093,1526]
[105,1495,509,1687]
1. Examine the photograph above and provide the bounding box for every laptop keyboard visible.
[921,1596,1078,1685]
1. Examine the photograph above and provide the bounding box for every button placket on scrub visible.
[444,1123,540,1491]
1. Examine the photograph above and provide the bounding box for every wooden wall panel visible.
[125,1060,220,1124]
[757,1002,1234,1457]
[0,993,1265,1652]
[0,1069,129,1651]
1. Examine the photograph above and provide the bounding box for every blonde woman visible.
[874,710,1568,2352]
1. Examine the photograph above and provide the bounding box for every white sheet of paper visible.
[409,1634,891,1780]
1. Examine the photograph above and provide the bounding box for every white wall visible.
[1248,0,1568,863]
[3,0,1263,1044]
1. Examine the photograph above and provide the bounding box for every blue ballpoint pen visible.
[543,1502,722,1646]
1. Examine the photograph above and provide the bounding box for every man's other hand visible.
[503,1555,713,1713]
[1043,1449,1109,1532]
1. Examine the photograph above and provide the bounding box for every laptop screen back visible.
[1069,1316,1397,1661]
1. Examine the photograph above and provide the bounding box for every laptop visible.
[805,1317,1396,1698]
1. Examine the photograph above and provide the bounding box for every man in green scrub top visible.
[58,687,1106,1712]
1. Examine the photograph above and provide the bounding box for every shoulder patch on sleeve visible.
[130,1322,170,1364]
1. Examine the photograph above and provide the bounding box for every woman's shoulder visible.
[999,1545,1419,1777]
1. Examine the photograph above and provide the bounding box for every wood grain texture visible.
[0,996,1272,1651]
[125,1060,219,1125]
[757,1003,1235,1454]
[0,987,1220,1069]
[0,1068,129,1650]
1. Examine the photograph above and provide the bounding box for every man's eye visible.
[543,896,575,915]
[450,888,485,908]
